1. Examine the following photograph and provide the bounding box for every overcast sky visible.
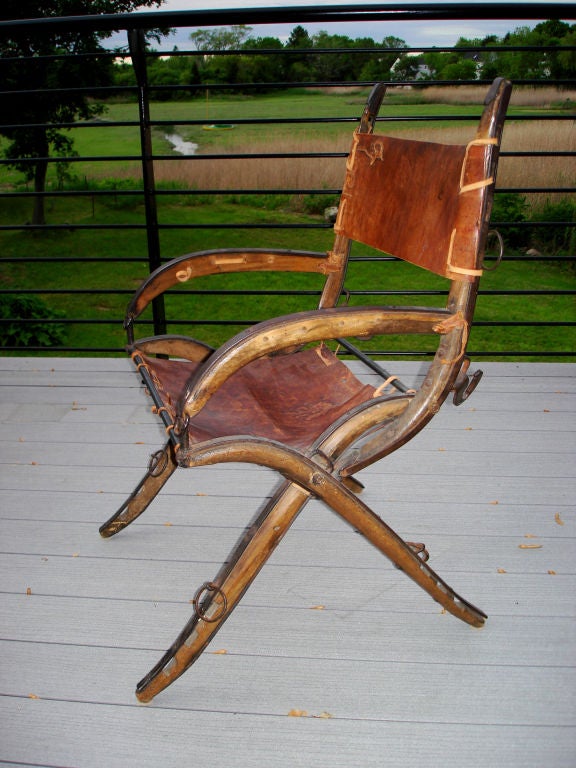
[131,1,574,49]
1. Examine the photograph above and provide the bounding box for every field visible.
[0,87,574,358]
[57,87,576,212]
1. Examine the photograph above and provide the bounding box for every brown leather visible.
[145,346,375,449]
[335,133,488,279]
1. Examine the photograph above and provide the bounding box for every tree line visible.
[1,0,574,225]
[112,20,576,98]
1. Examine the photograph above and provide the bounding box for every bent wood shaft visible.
[99,442,177,538]
[128,248,341,319]
[131,335,214,362]
[136,481,310,702]
[181,306,450,418]
[137,438,486,701]
[338,334,462,475]
[337,281,481,475]
[183,436,486,627]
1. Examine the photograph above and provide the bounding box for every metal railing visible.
[0,3,574,358]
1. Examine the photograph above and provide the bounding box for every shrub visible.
[301,193,340,216]
[491,192,529,250]
[531,197,576,256]
[0,294,67,347]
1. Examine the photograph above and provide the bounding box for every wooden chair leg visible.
[99,441,177,538]
[296,465,487,629]
[330,495,487,627]
[187,438,488,630]
[134,437,486,702]
[135,480,311,702]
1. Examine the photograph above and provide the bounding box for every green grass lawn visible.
[1,195,573,358]
[1,90,573,359]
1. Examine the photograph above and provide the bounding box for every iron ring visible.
[192,581,228,623]
[148,449,168,477]
[482,229,504,271]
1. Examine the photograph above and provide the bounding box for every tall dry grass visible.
[413,85,576,108]
[102,86,574,208]
[148,119,574,210]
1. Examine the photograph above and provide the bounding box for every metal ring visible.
[192,582,228,623]
[148,449,168,477]
[482,229,504,271]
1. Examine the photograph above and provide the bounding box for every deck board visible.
[0,357,575,768]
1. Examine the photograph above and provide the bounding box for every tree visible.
[189,25,253,52]
[190,24,252,51]
[389,53,423,82]
[239,36,285,92]
[359,35,408,82]
[310,32,356,81]
[473,20,576,82]
[188,25,252,88]
[0,0,165,225]
[284,25,312,82]
[557,28,576,81]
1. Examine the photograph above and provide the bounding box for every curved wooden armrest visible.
[179,305,454,419]
[130,335,214,363]
[126,248,342,321]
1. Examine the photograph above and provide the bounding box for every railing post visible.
[129,28,166,337]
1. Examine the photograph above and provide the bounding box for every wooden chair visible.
[100,77,512,701]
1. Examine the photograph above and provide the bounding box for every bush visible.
[0,294,67,348]
[491,192,529,250]
[68,177,143,210]
[531,197,576,256]
[301,193,340,216]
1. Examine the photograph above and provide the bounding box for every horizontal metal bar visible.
[3,288,573,297]
[2,112,574,135]
[4,136,576,166]
[4,185,575,203]
[447,351,576,358]
[0,152,350,165]
[2,318,573,332]
[0,189,342,199]
[348,254,576,263]
[0,3,570,35]
[0,289,136,295]
[0,318,124,325]
[0,224,335,231]
[1,221,573,234]
[150,79,576,92]
[142,44,576,57]
[0,257,146,263]
[1,5,573,361]
[4,44,574,65]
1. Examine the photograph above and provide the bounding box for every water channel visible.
[164,132,198,155]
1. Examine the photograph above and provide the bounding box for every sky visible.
[129,0,574,50]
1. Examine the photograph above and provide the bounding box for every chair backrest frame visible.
[334,77,511,284]
[331,78,512,475]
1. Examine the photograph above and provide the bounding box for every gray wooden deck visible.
[1,356,574,768]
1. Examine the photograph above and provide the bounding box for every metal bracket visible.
[453,357,483,406]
